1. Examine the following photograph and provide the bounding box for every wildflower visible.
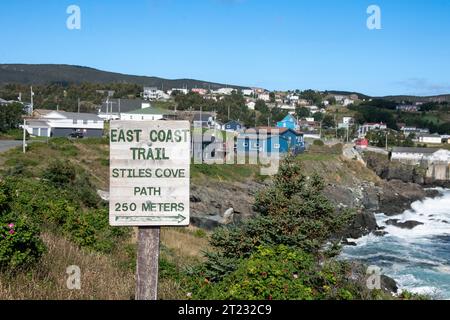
[9,229,15,235]
[8,223,14,229]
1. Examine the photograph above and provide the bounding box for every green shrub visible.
[0,217,45,270]
[191,245,365,300]
[0,178,126,254]
[63,209,129,253]
[99,158,109,166]
[208,157,354,268]
[313,139,325,146]
[43,160,76,187]
[0,183,45,270]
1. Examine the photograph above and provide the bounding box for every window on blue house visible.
[274,143,280,149]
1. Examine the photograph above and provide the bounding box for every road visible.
[0,140,23,153]
[342,143,365,164]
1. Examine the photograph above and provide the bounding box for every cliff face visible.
[188,155,435,240]
[363,151,450,186]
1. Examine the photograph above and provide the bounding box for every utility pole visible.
[385,130,388,151]
[30,86,34,115]
[346,125,349,143]
[77,98,80,113]
[228,105,230,121]
[22,119,26,153]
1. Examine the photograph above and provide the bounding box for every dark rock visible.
[190,213,235,231]
[373,230,388,237]
[341,211,379,239]
[425,189,440,199]
[342,239,358,246]
[381,275,399,293]
[379,180,427,216]
[190,195,201,203]
[386,219,424,229]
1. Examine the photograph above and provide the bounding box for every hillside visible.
[379,94,450,103]
[0,64,248,90]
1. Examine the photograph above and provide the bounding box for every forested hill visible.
[0,64,248,90]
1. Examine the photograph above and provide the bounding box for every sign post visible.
[109,121,191,300]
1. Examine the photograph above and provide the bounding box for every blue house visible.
[277,114,299,131]
[223,120,244,132]
[236,127,304,156]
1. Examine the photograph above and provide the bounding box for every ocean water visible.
[341,189,450,299]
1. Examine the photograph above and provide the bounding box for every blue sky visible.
[1,0,450,96]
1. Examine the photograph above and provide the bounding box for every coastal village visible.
[2,85,450,181]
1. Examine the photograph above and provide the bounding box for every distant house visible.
[299,118,320,131]
[143,87,170,101]
[391,147,448,164]
[396,105,419,112]
[223,120,244,132]
[236,127,304,156]
[342,98,354,107]
[418,134,442,144]
[242,89,254,96]
[120,107,174,121]
[246,101,256,110]
[169,88,189,95]
[277,114,299,130]
[258,93,271,102]
[193,113,217,128]
[358,122,387,137]
[355,138,369,149]
[25,111,104,138]
[400,126,430,137]
[338,116,354,129]
[191,88,208,95]
[217,88,234,95]
[98,99,148,120]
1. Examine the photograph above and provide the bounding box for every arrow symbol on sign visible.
[115,214,187,224]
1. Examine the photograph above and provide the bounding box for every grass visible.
[0,129,24,141]
[0,225,209,300]
[191,163,261,182]
[0,232,135,300]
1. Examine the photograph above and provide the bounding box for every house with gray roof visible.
[25,111,104,138]
[98,99,151,120]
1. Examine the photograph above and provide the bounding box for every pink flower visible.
[8,223,14,229]
[9,229,15,235]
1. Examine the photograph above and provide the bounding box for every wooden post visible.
[136,227,160,300]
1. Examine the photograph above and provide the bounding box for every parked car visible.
[68,131,84,139]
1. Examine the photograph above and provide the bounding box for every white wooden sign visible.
[109,121,190,227]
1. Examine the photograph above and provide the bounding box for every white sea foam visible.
[341,190,450,299]
[377,191,450,239]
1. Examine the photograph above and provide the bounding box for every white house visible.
[25,111,104,138]
[343,98,354,107]
[358,122,387,137]
[217,88,235,95]
[246,101,256,110]
[391,147,450,164]
[242,89,254,96]
[143,87,170,101]
[120,107,173,121]
[258,93,271,102]
[338,116,354,129]
[418,134,442,144]
[169,88,188,95]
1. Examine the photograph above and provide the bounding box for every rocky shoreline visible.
[327,179,440,240]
